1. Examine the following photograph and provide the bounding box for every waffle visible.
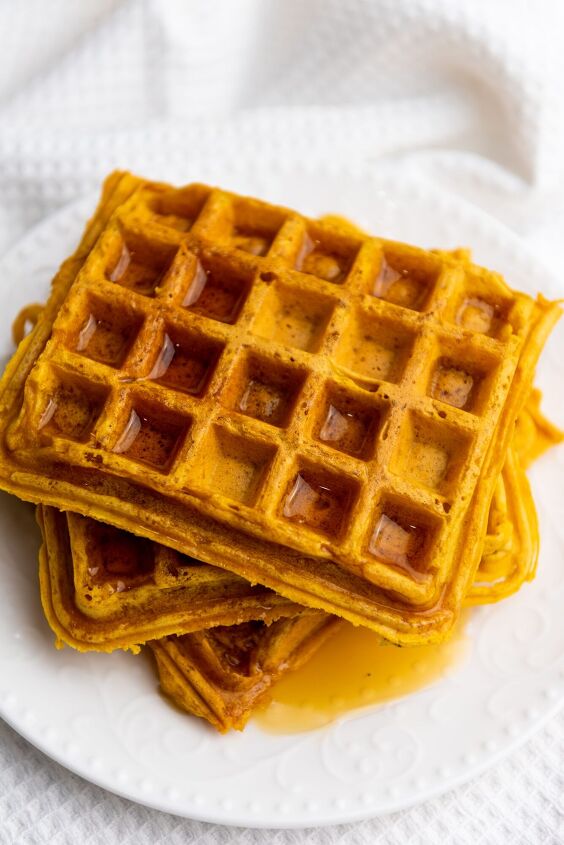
[35,431,540,730]
[466,446,536,604]
[467,388,563,604]
[150,400,551,733]
[34,474,511,655]
[0,172,560,644]
[38,386,550,652]
[513,387,564,467]
[38,505,305,653]
[19,302,553,636]
[150,614,339,732]
[36,397,557,729]
[36,442,539,652]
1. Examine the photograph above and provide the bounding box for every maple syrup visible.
[456,297,498,336]
[431,360,477,411]
[296,232,352,284]
[113,408,187,470]
[303,251,345,283]
[318,402,375,457]
[239,378,288,426]
[108,242,167,296]
[282,470,356,538]
[184,261,247,324]
[86,522,155,580]
[77,312,137,367]
[151,333,217,396]
[256,615,470,733]
[232,231,270,257]
[40,381,106,441]
[373,256,428,311]
[369,512,424,570]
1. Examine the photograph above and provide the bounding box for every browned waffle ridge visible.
[150,615,339,732]
[0,172,560,643]
[38,505,306,653]
[37,394,547,654]
[36,418,545,730]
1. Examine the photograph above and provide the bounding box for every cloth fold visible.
[2,0,564,251]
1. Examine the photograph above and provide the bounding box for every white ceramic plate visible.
[1,164,563,829]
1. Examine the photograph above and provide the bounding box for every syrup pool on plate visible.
[256,613,470,733]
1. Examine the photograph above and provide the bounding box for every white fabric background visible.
[1,1,564,842]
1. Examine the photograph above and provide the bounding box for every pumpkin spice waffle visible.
[37,435,546,733]
[0,172,560,644]
[37,388,556,654]
[150,396,558,734]
[36,392,560,730]
[36,395,549,655]
[151,614,339,732]
[33,473,512,655]
[465,446,537,605]
[466,388,563,605]
[37,505,304,653]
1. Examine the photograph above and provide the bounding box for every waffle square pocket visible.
[0,171,560,645]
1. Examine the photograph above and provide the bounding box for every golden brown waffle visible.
[149,414,547,733]
[151,412,554,734]
[466,447,537,605]
[38,388,551,653]
[150,614,340,732]
[0,172,560,643]
[35,390,558,733]
[38,505,304,653]
[467,388,563,604]
[513,387,564,467]
[34,450,536,654]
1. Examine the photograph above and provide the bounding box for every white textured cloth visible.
[1,1,564,842]
[2,715,564,844]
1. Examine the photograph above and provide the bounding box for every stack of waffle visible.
[0,172,561,731]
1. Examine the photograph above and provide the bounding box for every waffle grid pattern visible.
[67,511,269,616]
[11,182,535,605]
[39,506,301,652]
[151,613,340,732]
[38,403,539,654]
